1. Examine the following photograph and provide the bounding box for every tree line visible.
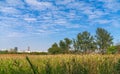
[48,28,120,54]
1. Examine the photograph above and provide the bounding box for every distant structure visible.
[25,46,31,53]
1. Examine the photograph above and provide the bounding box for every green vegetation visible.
[95,28,113,54]
[26,56,38,74]
[0,28,119,74]
[0,54,120,74]
[48,43,61,54]
[59,38,72,53]
[48,28,114,54]
[107,46,117,54]
[75,31,96,53]
[115,59,120,74]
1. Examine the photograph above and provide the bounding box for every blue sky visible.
[0,0,120,51]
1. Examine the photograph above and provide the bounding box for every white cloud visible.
[99,0,120,12]
[95,19,111,24]
[0,7,20,14]
[53,19,67,24]
[6,0,24,8]
[0,0,120,38]
[25,0,52,10]
[85,10,107,20]
[110,20,120,28]
[24,18,37,22]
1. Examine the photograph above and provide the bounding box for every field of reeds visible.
[0,54,120,74]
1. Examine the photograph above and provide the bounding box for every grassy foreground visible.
[0,54,120,74]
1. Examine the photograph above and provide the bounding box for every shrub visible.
[106,46,117,54]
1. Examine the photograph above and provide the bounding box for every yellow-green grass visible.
[0,54,120,74]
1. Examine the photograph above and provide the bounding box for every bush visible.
[106,46,117,54]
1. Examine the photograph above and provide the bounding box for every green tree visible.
[48,43,61,54]
[95,28,113,53]
[64,38,72,50]
[59,40,66,52]
[73,39,79,52]
[59,38,72,53]
[74,31,96,53]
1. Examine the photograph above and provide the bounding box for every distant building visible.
[25,46,31,53]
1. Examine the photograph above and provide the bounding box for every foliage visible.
[48,43,61,54]
[48,27,114,54]
[107,46,117,54]
[59,40,67,52]
[59,38,72,53]
[64,38,72,49]
[95,28,113,53]
[75,31,96,53]
[116,45,120,53]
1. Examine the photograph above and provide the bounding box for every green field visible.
[0,54,120,74]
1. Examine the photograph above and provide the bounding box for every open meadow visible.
[0,54,120,74]
[1,0,120,74]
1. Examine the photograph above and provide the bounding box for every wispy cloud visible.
[0,0,120,36]
[0,7,20,14]
[25,0,53,10]
[99,0,120,12]
[24,18,37,22]
[0,0,120,50]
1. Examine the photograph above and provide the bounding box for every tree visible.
[59,38,72,53]
[64,38,72,50]
[48,43,61,54]
[59,40,66,52]
[95,28,113,53]
[73,39,79,52]
[74,31,96,53]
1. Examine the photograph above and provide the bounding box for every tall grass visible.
[115,59,120,74]
[26,56,38,74]
[0,54,120,74]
